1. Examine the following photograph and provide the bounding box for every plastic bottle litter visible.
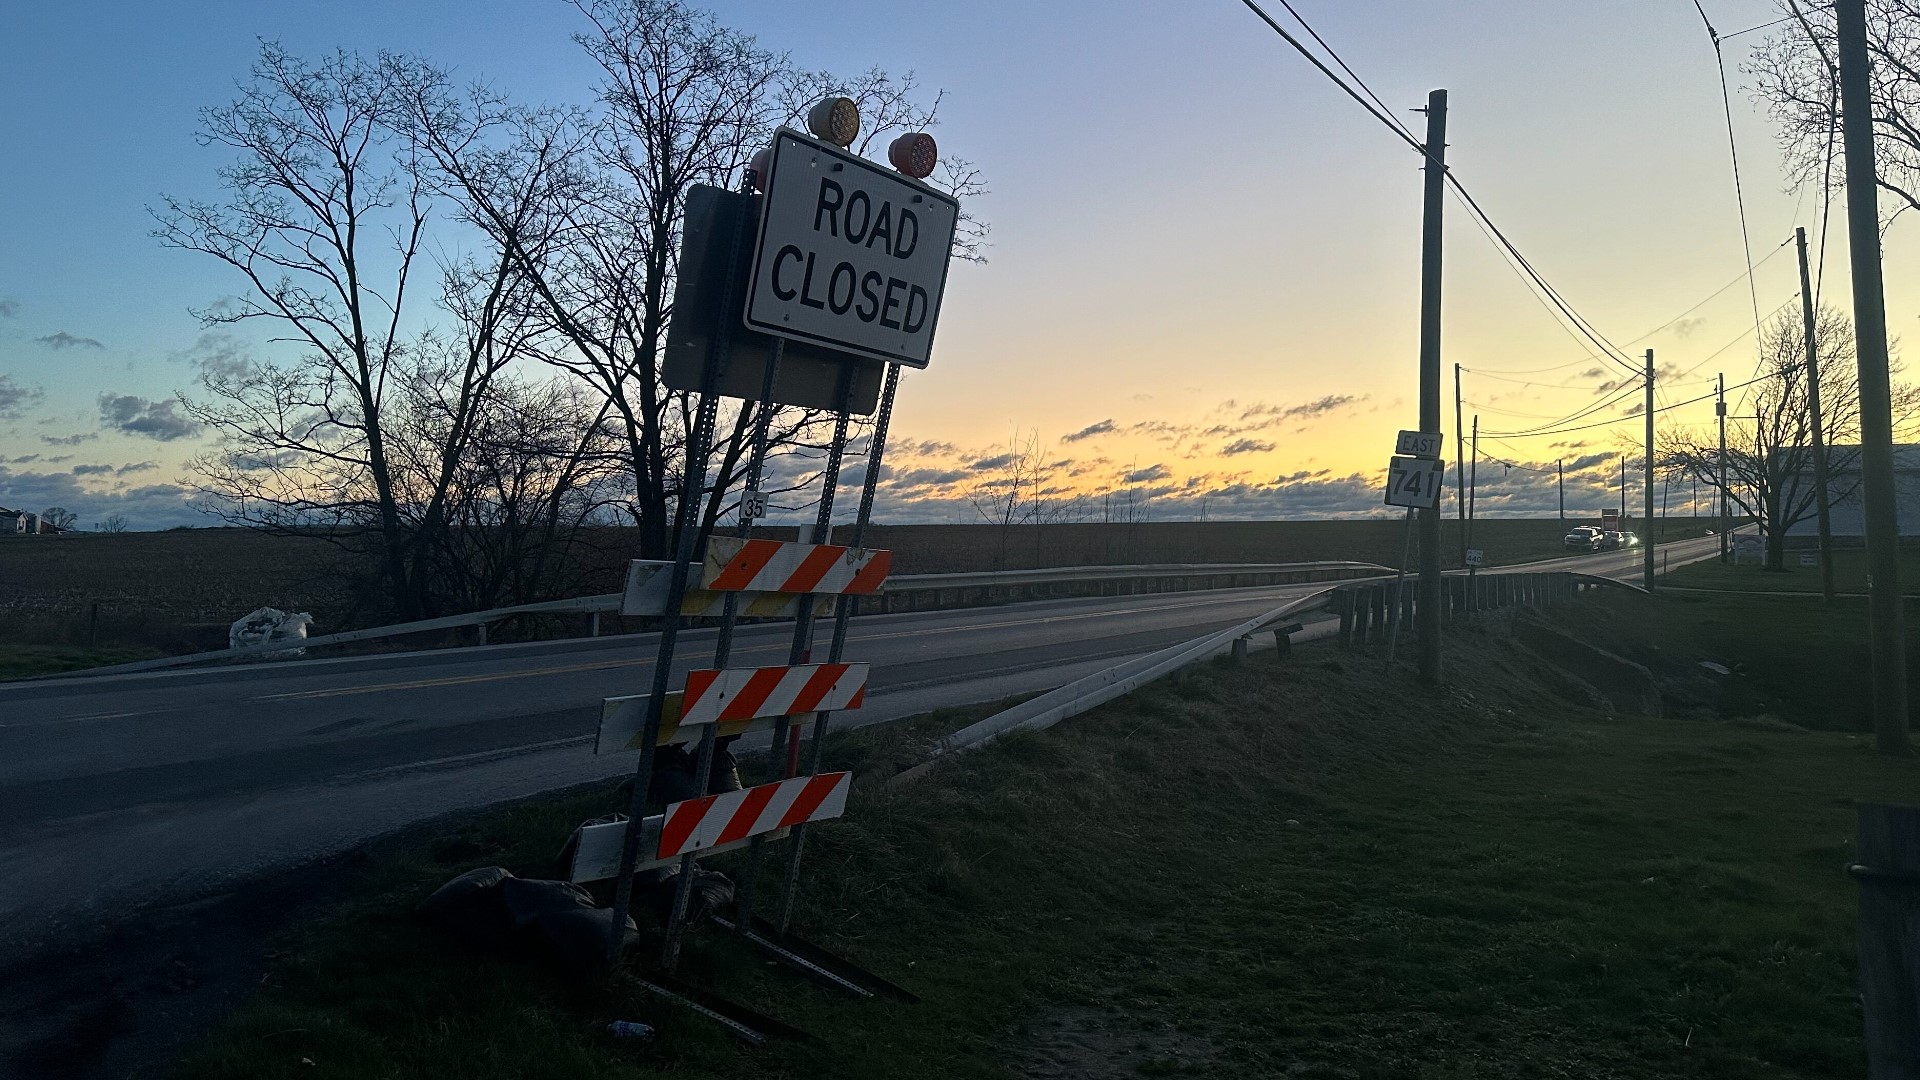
[606,1020,655,1040]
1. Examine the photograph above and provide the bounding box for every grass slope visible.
[1666,547,1920,595]
[1565,586,1916,733]
[177,606,1912,1079]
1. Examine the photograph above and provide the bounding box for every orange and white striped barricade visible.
[622,559,834,619]
[568,772,850,882]
[593,663,867,755]
[698,535,892,595]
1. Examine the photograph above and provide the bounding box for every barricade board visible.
[700,536,891,595]
[682,663,867,725]
[595,692,768,755]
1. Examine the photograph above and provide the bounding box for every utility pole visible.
[1619,456,1627,520]
[1796,226,1838,604]
[1837,0,1910,756]
[1455,362,1467,565]
[1717,372,1729,562]
[1558,459,1565,520]
[1416,89,1448,687]
[1466,414,1479,553]
[1644,349,1656,590]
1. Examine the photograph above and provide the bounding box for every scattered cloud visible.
[1220,438,1276,456]
[0,464,198,529]
[71,464,113,476]
[0,298,18,318]
[98,393,197,441]
[1124,463,1171,483]
[35,331,105,351]
[1672,316,1706,340]
[117,460,159,475]
[0,375,44,418]
[1062,419,1116,443]
[42,432,97,446]
[178,332,253,381]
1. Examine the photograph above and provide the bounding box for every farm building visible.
[1782,444,1920,544]
[0,507,45,535]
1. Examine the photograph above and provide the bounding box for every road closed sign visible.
[744,127,959,368]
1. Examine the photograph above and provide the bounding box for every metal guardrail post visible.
[1337,588,1354,648]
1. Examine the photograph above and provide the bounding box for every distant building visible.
[0,507,39,535]
[1783,444,1920,544]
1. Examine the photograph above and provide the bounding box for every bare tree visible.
[967,428,1045,570]
[403,0,986,558]
[163,44,614,619]
[40,507,76,532]
[1750,1,1920,225]
[101,515,129,534]
[1656,305,1917,568]
[156,45,438,616]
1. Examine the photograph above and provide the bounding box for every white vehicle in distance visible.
[1563,526,1604,551]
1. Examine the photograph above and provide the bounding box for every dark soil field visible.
[0,517,1716,675]
[848,517,1715,574]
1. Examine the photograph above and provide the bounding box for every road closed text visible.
[745,128,958,368]
[766,178,930,333]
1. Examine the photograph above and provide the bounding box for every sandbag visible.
[228,606,315,657]
[500,877,597,931]
[416,866,515,948]
[533,906,641,976]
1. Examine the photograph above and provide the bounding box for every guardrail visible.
[889,569,1636,781]
[26,559,1396,680]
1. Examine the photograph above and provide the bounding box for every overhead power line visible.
[1236,0,1644,380]
[1487,368,1792,440]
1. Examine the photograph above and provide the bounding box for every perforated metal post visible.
[604,177,753,969]
[779,362,902,931]
[734,361,858,933]
[660,338,786,970]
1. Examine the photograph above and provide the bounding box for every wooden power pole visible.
[1718,372,1729,562]
[1644,349,1656,591]
[1455,362,1467,565]
[1837,0,1911,755]
[1416,89,1447,686]
[1796,226,1838,604]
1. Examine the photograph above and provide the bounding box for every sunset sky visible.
[0,0,1899,529]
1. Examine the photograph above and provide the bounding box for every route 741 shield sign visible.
[1384,456,1445,509]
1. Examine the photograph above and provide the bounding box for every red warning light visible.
[888,132,938,179]
[747,146,772,192]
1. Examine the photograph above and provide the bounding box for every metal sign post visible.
[778,362,903,931]
[604,177,758,969]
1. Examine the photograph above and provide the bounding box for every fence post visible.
[1337,588,1355,648]
[1854,803,1920,1077]
[1355,586,1374,643]
[1371,584,1388,643]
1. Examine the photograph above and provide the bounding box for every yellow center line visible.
[252,587,1310,700]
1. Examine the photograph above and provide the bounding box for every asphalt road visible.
[0,533,1725,951]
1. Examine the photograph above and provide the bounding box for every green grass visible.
[176,605,1914,1079]
[1666,547,1920,595]
[1560,586,1920,733]
[0,642,165,679]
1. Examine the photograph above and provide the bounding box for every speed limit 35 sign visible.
[1384,456,1445,510]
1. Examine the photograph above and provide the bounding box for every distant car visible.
[1564,526,1603,551]
[1600,530,1623,550]
[1622,532,1640,547]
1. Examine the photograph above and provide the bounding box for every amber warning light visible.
[888,132,937,179]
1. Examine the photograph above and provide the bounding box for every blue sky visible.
[0,0,1867,527]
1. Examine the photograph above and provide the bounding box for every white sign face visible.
[740,488,768,521]
[1396,429,1443,458]
[1798,551,1818,567]
[1465,548,1484,567]
[1384,456,1445,509]
[744,127,960,369]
